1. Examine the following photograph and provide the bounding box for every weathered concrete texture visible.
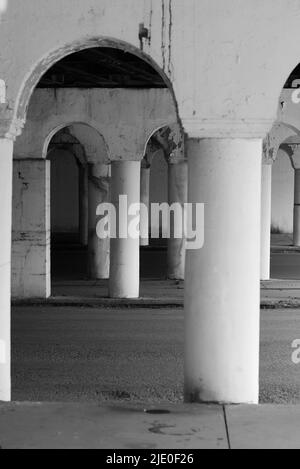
[12,159,50,299]
[88,163,110,279]
[0,403,227,450]
[167,161,188,280]
[261,164,272,280]
[14,89,177,162]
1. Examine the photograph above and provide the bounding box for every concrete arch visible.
[14,37,179,128]
[47,130,88,167]
[42,121,110,164]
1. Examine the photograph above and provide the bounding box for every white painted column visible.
[109,161,141,299]
[294,169,300,247]
[12,159,50,299]
[0,139,14,401]
[260,163,272,280]
[140,162,150,246]
[185,138,261,404]
[88,163,110,279]
[79,164,89,246]
[168,160,188,280]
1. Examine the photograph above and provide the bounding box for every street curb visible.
[12,297,184,309]
[11,297,300,309]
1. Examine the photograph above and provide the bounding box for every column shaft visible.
[0,139,13,401]
[260,164,272,280]
[88,163,110,279]
[185,138,261,404]
[168,161,188,280]
[109,161,141,299]
[294,169,300,247]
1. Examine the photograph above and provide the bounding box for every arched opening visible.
[140,125,186,281]
[47,128,87,281]
[264,64,300,281]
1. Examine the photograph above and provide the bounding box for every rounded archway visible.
[15,38,178,127]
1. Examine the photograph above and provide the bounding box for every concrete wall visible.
[14,88,177,162]
[271,148,294,234]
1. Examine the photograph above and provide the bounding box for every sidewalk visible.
[12,278,300,309]
[12,234,300,308]
[0,402,299,449]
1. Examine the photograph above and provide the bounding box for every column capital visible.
[0,117,25,141]
[182,118,274,139]
[154,124,185,165]
[262,137,276,166]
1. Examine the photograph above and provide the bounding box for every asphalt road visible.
[11,306,300,404]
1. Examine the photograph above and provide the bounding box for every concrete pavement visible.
[1,402,300,449]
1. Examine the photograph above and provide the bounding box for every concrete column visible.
[140,162,150,246]
[12,159,50,299]
[79,164,89,246]
[168,160,188,280]
[109,161,141,299]
[88,163,110,279]
[0,139,13,401]
[185,138,262,404]
[260,164,272,280]
[294,169,300,247]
